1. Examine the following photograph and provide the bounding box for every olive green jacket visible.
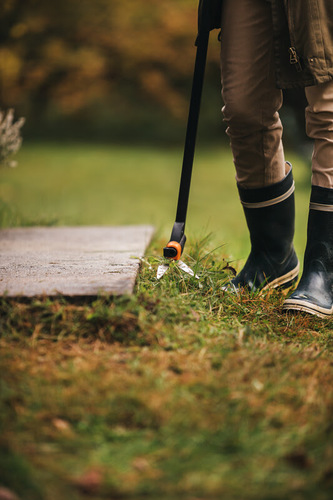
[199,0,333,89]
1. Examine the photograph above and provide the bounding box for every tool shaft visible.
[175,29,210,224]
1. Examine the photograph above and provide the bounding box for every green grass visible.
[0,141,311,262]
[1,143,332,500]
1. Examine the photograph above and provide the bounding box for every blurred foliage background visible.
[0,0,312,254]
[0,0,226,143]
[0,0,311,148]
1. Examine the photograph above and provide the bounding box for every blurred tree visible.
[0,0,221,140]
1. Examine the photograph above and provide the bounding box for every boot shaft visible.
[304,185,333,271]
[237,167,296,262]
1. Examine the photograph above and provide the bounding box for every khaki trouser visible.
[220,0,333,188]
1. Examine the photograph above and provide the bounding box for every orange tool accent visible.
[166,241,182,261]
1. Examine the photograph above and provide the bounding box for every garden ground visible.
[0,143,332,500]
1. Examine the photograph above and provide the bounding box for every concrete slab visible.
[0,226,154,297]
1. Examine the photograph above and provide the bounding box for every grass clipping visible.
[1,236,333,500]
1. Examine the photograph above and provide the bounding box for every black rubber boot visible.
[226,167,299,292]
[283,185,333,318]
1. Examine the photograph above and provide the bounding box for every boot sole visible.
[262,262,300,291]
[283,298,333,318]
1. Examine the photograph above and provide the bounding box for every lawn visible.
[1,142,332,500]
[0,141,311,261]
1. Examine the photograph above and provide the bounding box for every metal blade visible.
[177,260,199,279]
[157,264,169,279]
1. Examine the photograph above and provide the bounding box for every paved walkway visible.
[0,226,154,297]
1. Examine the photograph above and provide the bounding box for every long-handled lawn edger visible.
[157,0,222,279]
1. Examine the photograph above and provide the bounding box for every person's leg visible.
[283,81,333,317]
[220,0,286,188]
[220,0,298,291]
[306,81,333,188]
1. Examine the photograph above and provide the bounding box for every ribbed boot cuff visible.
[310,185,333,207]
[237,166,294,208]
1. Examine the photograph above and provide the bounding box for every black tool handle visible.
[163,29,209,260]
[175,28,210,225]
[163,0,212,260]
